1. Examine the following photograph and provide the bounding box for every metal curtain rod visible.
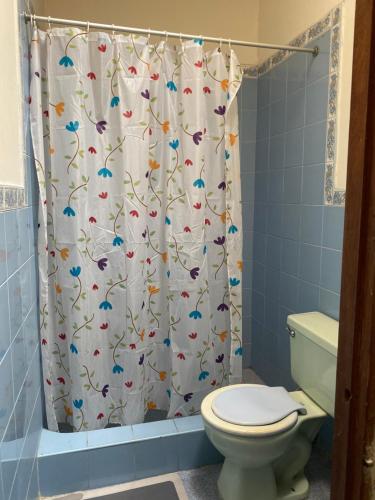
[24,13,319,56]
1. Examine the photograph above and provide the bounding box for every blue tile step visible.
[37,416,223,497]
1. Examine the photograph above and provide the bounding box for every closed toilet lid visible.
[211,385,307,426]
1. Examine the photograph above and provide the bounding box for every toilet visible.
[201,312,338,500]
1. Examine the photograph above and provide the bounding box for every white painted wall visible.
[0,0,24,186]
[34,0,261,65]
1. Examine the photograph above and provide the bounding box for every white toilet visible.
[201,312,338,500]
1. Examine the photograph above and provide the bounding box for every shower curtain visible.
[30,27,243,431]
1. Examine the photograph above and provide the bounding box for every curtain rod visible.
[23,13,319,57]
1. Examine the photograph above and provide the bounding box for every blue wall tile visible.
[281,239,300,277]
[258,75,270,109]
[305,77,329,125]
[248,27,344,392]
[285,128,303,167]
[320,248,342,293]
[303,121,327,165]
[270,99,286,136]
[287,52,307,94]
[299,244,322,285]
[0,1,44,498]
[319,288,340,320]
[300,205,323,245]
[269,134,285,170]
[270,62,287,103]
[301,164,325,205]
[323,206,344,251]
[306,31,331,84]
[286,88,305,131]
[284,167,302,204]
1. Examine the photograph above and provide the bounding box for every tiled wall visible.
[240,29,345,388]
[0,2,43,499]
[238,78,257,367]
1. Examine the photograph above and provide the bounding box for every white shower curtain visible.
[30,27,243,431]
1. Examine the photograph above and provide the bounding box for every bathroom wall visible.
[0,1,43,498]
[238,78,258,367]
[28,0,261,65]
[248,27,345,388]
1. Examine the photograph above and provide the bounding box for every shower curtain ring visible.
[219,38,223,52]
[148,28,151,45]
[86,21,90,33]
[228,38,232,51]
[180,32,184,53]
[164,30,168,43]
[48,16,51,32]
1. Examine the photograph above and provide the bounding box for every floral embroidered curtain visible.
[30,27,243,431]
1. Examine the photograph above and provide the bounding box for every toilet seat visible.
[201,384,299,437]
[212,385,306,426]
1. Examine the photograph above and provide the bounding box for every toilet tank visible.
[287,312,339,417]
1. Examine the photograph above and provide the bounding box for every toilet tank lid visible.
[287,312,339,356]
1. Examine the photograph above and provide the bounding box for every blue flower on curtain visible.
[66,120,79,132]
[59,55,74,67]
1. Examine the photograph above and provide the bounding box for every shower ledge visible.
[37,415,222,497]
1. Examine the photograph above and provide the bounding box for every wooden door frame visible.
[331,0,375,498]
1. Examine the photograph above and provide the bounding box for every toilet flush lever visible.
[286,326,295,338]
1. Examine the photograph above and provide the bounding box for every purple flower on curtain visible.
[96,120,107,134]
[184,393,193,402]
[217,302,229,312]
[97,258,108,271]
[190,267,200,280]
[214,236,225,246]
[139,354,145,366]
[141,89,150,99]
[218,181,226,190]
[192,131,203,145]
[216,354,224,363]
[101,384,109,397]
[214,105,226,116]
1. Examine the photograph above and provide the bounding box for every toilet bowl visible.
[201,312,339,500]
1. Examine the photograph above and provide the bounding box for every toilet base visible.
[217,459,309,500]
[218,458,277,500]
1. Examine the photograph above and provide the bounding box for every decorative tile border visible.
[0,185,26,211]
[242,4,345,206]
